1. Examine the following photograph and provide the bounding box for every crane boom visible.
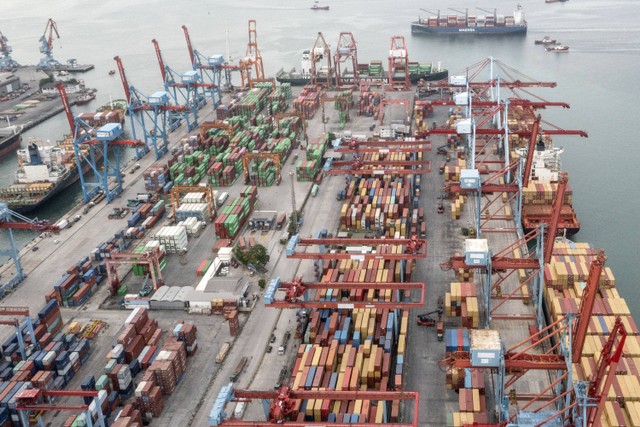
[182,25,195,66]
[151,39,167,82]
[113,56,131,104]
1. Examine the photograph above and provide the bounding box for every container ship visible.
[0,124,23,158]
[277,51,448,86]
[0,137,101,213]
[411,5,527,35]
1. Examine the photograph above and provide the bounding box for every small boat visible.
[546,45,569,52]
[535,36,558,45]
[108,70,116,76]
[311,1,329,10]
[546,0,569,3]
[75,93,96,105]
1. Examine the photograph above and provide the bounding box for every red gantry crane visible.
[286,235,427,260]
[333,32,358,87]
[105,245,165,296]
[387,36,410,91]
[15,388,106,427]
[209,384,420,426]
[239,20,265,88]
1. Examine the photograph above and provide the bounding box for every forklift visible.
[416,296,445,341]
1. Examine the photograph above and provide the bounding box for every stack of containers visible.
[338,177,411,237]
[135,372,165,418]
[173,321,198,356]
[358,87,381,118]
[236,85,271,119]
[154,226,188,254]
[247,158,277,187]
[142,163,173,194]
[196,260,212,277]
[178,217,204,236]
[176,203,209,222]
[445,282,479,328]
[296,160,319,182]
[413,100,434,131]
[306,142,326,163]
[214,187,257,239]
[293,85,321,119]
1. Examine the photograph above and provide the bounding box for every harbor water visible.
[1,0,639,317]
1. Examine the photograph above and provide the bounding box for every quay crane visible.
[114,55,189,160]
[181,25,223,107]
[310,32,333,87]
[152,38,212,131]
[0,29,19,69]
[56,83,146,203]
[0,203,60,293]
[37,18,61,70]
[334,32,358,87]
[388,36,410,91]
[239,20,265,88]
[210,384,419,426]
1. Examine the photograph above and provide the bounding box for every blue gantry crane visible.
[181,25,223,109]
[57,83,146,203]
[0,29,19,70]
[0,306,39,361]
[114,55,187,160]
[151,38,211,132]
[0,203,60,295]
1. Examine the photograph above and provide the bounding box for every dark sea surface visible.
[1,0,639,315]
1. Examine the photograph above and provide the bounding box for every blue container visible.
[38,299,59,319]
[0,367,12,381]
[129,359,141,377]
[305,366,316,390]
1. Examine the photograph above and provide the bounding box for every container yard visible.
[0,21,636,427]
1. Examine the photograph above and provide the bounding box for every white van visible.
[217,192,229,207]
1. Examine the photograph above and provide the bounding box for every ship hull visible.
[277,69,449,86]
[411,23,527,35]
[0,132,22,159]
[1,154,102,213]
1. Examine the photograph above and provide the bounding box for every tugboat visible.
[75,92,96,105]
[311,1,329,10]
[108,70,116,76]
[534,36,558,45]
[546,45,569,52]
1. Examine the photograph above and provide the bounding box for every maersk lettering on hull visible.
[411,23,527,35]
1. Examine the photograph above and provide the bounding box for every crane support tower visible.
[388,36,410,91]
[152,38,209,132]
[239,20,265,88]
[56,83,146,203]
[310,32,333,87]
[0,203,60,292]
[114,55,189,160]
[182,25,223,108]
[333,32,358,87]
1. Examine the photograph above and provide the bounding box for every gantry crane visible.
[242,152,282,186]
[169,184,216,223]
[152,38,211,131]
[105,246,165,296]
[0,29,19,70]
[327,156,430,176]
[441,250,616,425]
[181,25,223,108]
[57,83,146,203]
[335,139,432,154]
[114,55,189,159]
[37,18,61,70]
[320,95,350,127]
[239,20,265,88]
[333,32,358,87]
[210,383,419,426]
[310,32,333,87]
[0,306,38,360]
[264,277,425,309]
[379,98,410,126]
[15,388,106,427]
[286,235,427,261]
[199,120,235,141]
[0,203,60,291]
[388,36,410,91]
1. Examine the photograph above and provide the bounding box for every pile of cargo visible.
[236,85,272,119]
[214,186,258,239]
[128,199,166,229]
[142,163,173,194]
[413,100,434,131]
[285,307,408,422]
[267,87,288,114]
[306,140,326,163]
[176,203,209,223]
[47,256,107,307]
[544,243,615,290]
[338,177,412,237]
[90,232,131,261]
[450,194,467,221]
[78,110,124,127]
[445,282,479,328]
[522,181,573,205]
[293,85,322,119]
[295,160,319,182]
[247,157,277,187]
[209,162,238,187]
[358,87,381,118]
[154,226,188,254]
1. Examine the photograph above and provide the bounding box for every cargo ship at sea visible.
[0,124,23,158]
[411,4,527,35]
[277,51,448,86]
[0,137,101,213]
